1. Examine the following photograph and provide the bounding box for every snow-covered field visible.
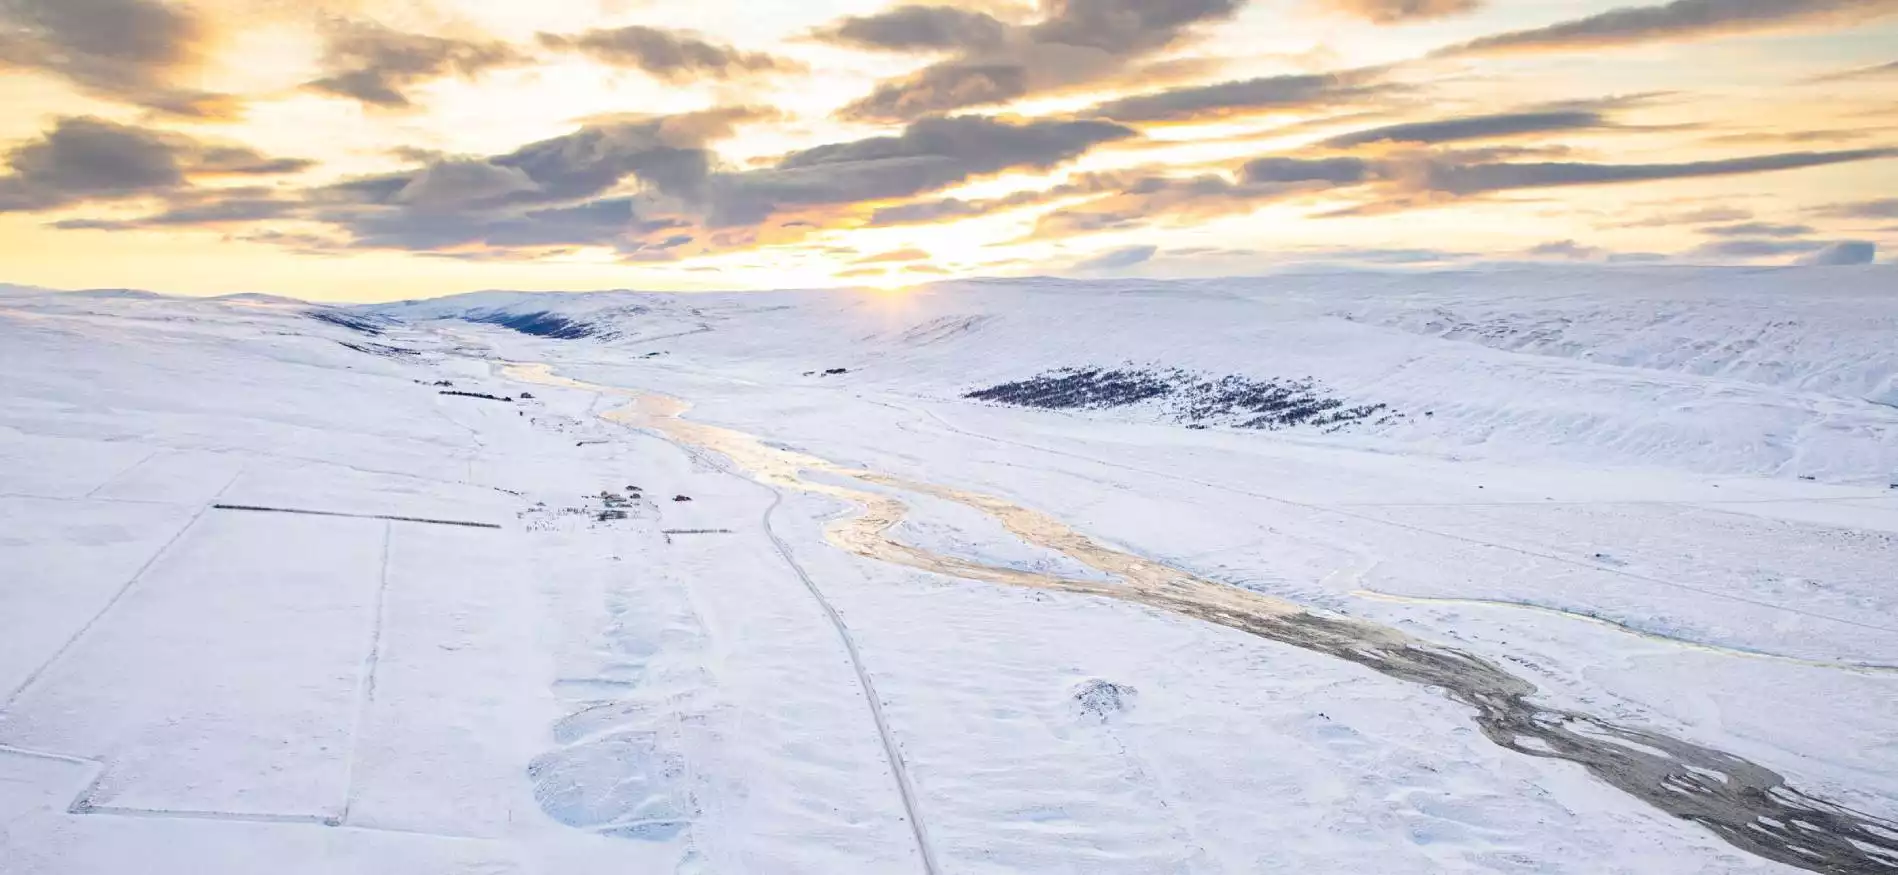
[2,269,1895,874]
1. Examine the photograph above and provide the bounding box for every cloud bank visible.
[305,20,531,109]
[0,0,238,117]
[1438,0,1898,57]
[537,26,799,81]
[821,0,1247,122]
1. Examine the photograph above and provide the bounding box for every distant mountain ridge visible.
[6,267,1895,482]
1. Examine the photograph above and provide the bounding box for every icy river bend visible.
[504,361,1898,875]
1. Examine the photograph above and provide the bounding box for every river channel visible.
[505,361,1898,875]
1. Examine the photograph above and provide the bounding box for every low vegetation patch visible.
[308,309,393,335]
[965,366,1397,432]
[462,310,604,339]
[339,340,417,357]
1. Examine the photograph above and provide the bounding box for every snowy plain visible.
[1,268,1896,874]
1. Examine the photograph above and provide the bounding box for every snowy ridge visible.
[361,267,1898,484]
[1310,267,1898,405]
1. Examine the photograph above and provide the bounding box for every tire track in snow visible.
[338,520,395,826]
[83,449,159,498]
[751,482,944,875]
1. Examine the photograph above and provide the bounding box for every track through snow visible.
[505,359,1898,875]
[755,485,945,875]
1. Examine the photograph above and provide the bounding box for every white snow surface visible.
[1,269,1895,874]
[372,266,1898,482]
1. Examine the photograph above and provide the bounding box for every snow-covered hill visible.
[362,266,1898,484]
[5,272,1897,875]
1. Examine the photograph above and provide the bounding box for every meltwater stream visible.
[506,362,1898,874]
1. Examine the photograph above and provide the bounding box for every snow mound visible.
[527,731,693,838]
[1072,679,1137,721]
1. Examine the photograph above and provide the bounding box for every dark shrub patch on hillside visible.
[968,368,1171,410]
[965,367,1396,432]
[340,340,417,357]
[463,310,601,339]
[308,309,392,335]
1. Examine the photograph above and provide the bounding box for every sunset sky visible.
[2,0,1895,300]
